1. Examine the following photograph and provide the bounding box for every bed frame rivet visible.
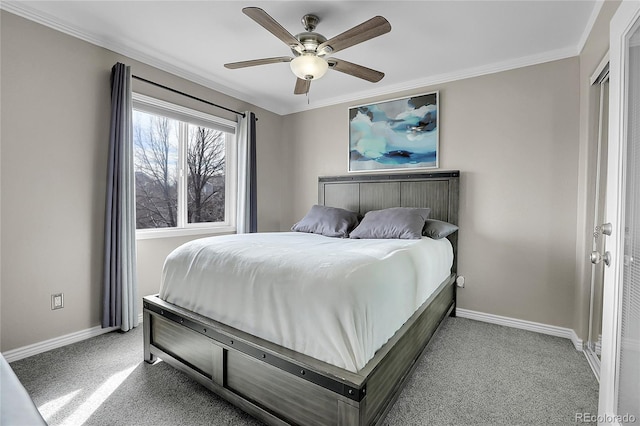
[203,328,207,333]
[160,310,164,315]
[348,389,354,395]
[262,354,266,358]
[300,370,305,375]
[230,340,234,345]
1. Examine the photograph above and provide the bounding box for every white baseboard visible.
[5,309,586,363]
[2,313,144,363]
[456,308,584,351]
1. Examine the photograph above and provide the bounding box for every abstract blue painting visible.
[349,91,438,172]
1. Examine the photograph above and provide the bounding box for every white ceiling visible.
[3,1,599,115]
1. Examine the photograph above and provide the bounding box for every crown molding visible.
[2,1,588,117]
[0,1,290,115]
[577,0,606,55]
[281,45,579,115]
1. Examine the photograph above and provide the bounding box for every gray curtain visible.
[102,62,138,331]
[237,112,257,233]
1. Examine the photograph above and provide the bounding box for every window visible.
[132,94,236,238]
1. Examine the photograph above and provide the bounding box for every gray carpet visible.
[9,317,598,425]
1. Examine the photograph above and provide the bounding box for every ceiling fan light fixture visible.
[290,54,328,80]
[226,8,391,94]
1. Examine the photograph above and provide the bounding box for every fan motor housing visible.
[293,31,327,55]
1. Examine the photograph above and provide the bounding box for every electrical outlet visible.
[456,276,465,288]
[51,293,64,310]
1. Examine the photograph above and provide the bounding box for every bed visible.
[143,171,460,425]
[1,354,47,425]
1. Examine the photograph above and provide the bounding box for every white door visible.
[587,70,609,376]
[599,1,640,424]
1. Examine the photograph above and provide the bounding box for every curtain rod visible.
[132,75,247,118]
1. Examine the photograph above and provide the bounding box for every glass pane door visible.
[617,21,640,419]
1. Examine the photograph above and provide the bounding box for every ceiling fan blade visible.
[317,16,391,56]
[294,78,311,95]
[327,58,384,82]
[224,57,293,69]
[243,7,304,52]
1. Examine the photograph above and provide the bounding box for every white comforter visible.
[159,232,453,372]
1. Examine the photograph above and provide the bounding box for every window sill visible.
[136,225,236,240]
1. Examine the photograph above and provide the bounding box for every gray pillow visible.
[349,207,431,239]
[422,219,458,239]
[291,205,359,238]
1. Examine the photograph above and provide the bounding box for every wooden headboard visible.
[318,171,460,271]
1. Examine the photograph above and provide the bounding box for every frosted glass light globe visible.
[290,55,329,80]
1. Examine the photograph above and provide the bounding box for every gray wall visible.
[282,58,581,329]
[0,11,287,351]
[0,3,619,352]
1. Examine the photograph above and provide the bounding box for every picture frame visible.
[348,91,439,172]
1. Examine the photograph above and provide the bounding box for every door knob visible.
[590,250,611,266]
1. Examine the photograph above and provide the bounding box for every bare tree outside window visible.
[133,111,178,229]
[187,125,226,224]
[133,109,228,230]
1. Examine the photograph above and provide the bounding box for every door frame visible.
[585,62,609,381]
[599,0,640,420]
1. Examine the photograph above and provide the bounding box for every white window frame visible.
[132,93,237,239]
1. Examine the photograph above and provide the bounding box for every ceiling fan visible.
[224,7,391,95]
